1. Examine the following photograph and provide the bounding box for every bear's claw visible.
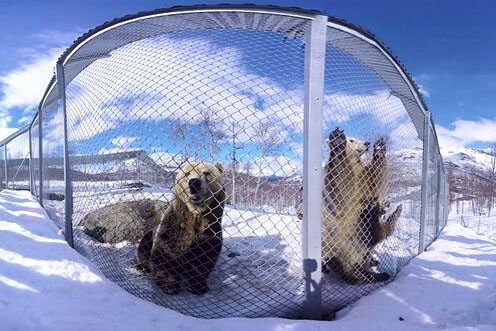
[329,127,346,152]
[374,137,386,151]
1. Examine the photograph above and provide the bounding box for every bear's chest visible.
[159,214,211,253]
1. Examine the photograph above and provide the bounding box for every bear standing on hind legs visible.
[137,161,225,295]
[322,127,403,284]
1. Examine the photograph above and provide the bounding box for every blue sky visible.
[0,0,495,149]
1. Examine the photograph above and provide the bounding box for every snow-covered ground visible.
[1,189,495,330]
[449,200,496,242]
[38,182,420,319]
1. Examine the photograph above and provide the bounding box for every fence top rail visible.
[0,125,29,147]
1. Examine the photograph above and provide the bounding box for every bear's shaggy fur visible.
[295,127,402,284]
[136,161,225,295]
[322,127,402,284]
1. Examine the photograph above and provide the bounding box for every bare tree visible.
[196,104,226,162]
[171,103,226,162]
[229,122,243,205]
[171,119,192,159]
[242,161,252,175]
[252,118,282,205]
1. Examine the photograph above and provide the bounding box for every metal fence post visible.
[434,158,442,237]
[302,14,326,319]
[444,177,448,227]
[3,144,7,189]
[419,112,431,254]
[56,61,74,248]
[38,107,43,206]
[28,126,33,194]
[445,182,449,226]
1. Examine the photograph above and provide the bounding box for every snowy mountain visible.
[441,146,493,172]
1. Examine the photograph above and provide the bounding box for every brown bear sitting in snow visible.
[136,161,225,295]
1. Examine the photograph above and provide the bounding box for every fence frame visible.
[418,111,431,253]
[3,144,6,188]
[38,106,43,206]
[56,61,74,247]
[28,126,33,193]
[302,14,327,319]
[0,4,450,320]
[435,159,443,236]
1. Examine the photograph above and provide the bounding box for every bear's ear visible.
[215,163,224,173]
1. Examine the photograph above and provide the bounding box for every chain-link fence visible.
[0,127,30,191]
[0,5,449,320]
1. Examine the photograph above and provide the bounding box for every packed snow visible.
[450,200,496,243]
[39,181,420,319]
[1,189,496,330]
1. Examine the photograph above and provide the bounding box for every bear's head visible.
[345,137,370,160]
[174,162,224,214]
[326,128,370,161]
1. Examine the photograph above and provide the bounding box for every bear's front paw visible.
[155,275,181,295]
[393,204,403,218]
[379,200,390,214]
[187,281,209,295]
[329,127,346,152]
[373,137,386,152]
[135,263,150,273]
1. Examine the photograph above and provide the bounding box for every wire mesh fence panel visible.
[425,125,439,247]
[319,25,424,313]
[5,131,30,190]
[62,10,312,319]
[31,117,40,199]
[439,170,447,230]
[40,99,66,228]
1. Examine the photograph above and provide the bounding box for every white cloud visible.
[436,118,496,148]
[65,35,303,143]
[417,83,430,98]
[0,127,16,143]
[66,34,413,155]
[0,47,61,112]
[323,90,408,126]
[414,74,430,98]
[248,155,301,177]
[0,32,422,176]
[3,131,29,158]
[0,29,80,145]
[111,136,137,148]
[31,30,81,46]
[390,119,423,150]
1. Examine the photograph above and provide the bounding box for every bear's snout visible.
[188,178,203,196]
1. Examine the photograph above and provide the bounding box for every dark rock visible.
[80,199,168,244]
[47,193,65,201]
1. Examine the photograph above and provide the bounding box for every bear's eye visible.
[349,139,355,143]
[203,171,211,177]
[184,171,191,177]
